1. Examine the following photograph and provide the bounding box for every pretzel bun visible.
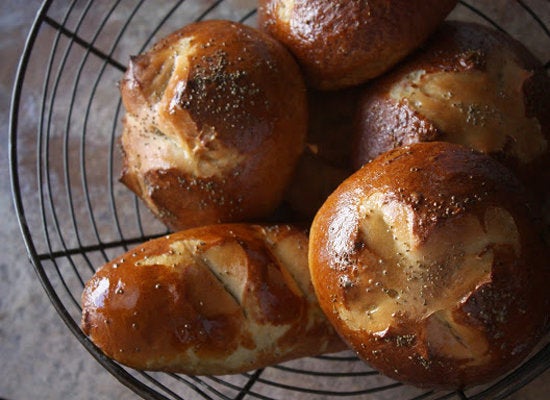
[119,20,307,231]
[258,0,457,90]
[81,224,346,375]
[309,142,549,388]
[352,21,550,220]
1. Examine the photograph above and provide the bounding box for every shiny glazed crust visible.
[351,21,550,215]
[309,142,549,388]
[258,0,457,90]
[81,224,346,375]
[119,20,308,231]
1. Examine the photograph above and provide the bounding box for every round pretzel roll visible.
[258,0,457,90]
[309,142,549,389]
[119,20,307,231]
[351,21,550,221]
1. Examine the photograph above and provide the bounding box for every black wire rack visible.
[8,0,550,399]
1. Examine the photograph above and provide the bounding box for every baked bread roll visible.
[352,21,550,223]
[81,224,346,375]
[309,142,549,388]
[119,20,308,231]
[258,0,457,90]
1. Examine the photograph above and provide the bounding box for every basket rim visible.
[8,1,550,399]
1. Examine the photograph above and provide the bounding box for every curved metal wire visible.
[9,1,550,399]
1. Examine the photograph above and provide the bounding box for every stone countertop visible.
[1,1,548,399]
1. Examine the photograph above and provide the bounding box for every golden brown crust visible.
[258,0,457,90]
[119,20,308,231]
[81,224,346,375]
[309,142,549,389]
[351,21,550,221]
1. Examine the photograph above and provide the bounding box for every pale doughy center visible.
[388,52,546,163]
[132,237,301,368]
[276,0,294,25]
[337,193,520,363]
[123,36,244,183]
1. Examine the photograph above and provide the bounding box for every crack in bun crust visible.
[309,142,549,389]
[351,21,550,228]
[119,20,308,231]
[81,224,346,375]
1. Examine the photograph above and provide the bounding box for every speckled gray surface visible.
[1,1,549,400]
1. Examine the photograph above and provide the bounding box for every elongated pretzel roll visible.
[81,224,346,375]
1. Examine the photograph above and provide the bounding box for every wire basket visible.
[9,1,550,399]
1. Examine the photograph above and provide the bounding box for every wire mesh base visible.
[9,0,550,399]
